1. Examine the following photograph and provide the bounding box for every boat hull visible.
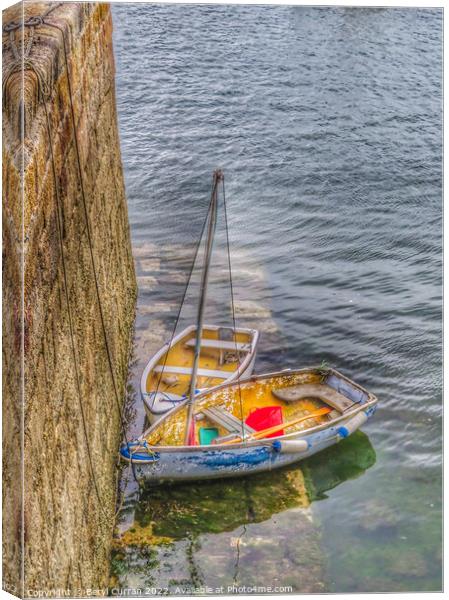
[128,406,377,484]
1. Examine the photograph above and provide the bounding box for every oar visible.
[220,407,332,445]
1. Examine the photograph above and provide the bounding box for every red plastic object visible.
[187,418,196,446]
[245,406,284,438]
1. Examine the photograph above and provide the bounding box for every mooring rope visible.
[2,2,62,34]
[4,5,141,500]
[2,4,61,104]
[42,13,150,490]
[41,79,111,520]
[3,6,112,516]
[42,16,133,447]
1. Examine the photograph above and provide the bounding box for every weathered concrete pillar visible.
[2,2,137,596]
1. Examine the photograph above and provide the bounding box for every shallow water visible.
[111,3,442,593]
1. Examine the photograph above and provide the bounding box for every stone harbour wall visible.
[2,2,137,596]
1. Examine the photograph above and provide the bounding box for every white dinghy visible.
[141,324,259,423]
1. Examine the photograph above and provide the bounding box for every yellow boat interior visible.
[144,370,357,448]
[145,326,254,398]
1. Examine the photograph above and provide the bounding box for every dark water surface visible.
[111,3,442,593]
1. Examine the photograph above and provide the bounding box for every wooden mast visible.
[184,169,222,444]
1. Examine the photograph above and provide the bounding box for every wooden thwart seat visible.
[272,383,355,413]
[184,338,250,366]
[201,406,255,436]
[154,365,230,380]
[184,338,251,352]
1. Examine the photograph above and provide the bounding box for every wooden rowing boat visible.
[121,366,378,483]
[141,324,259,423]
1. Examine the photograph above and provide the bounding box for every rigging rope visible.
[222,175,246,442]
[42,82,112,520]
[153,172,246,446]
[184,170,221,445]
[151,176,216,406]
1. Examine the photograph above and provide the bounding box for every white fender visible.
[338,411,368,438]
[272,439,309,454]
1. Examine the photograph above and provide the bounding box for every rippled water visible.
[111,3,442,593]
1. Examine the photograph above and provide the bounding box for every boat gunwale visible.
[134,366,378,455]
[140,323,259,410]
